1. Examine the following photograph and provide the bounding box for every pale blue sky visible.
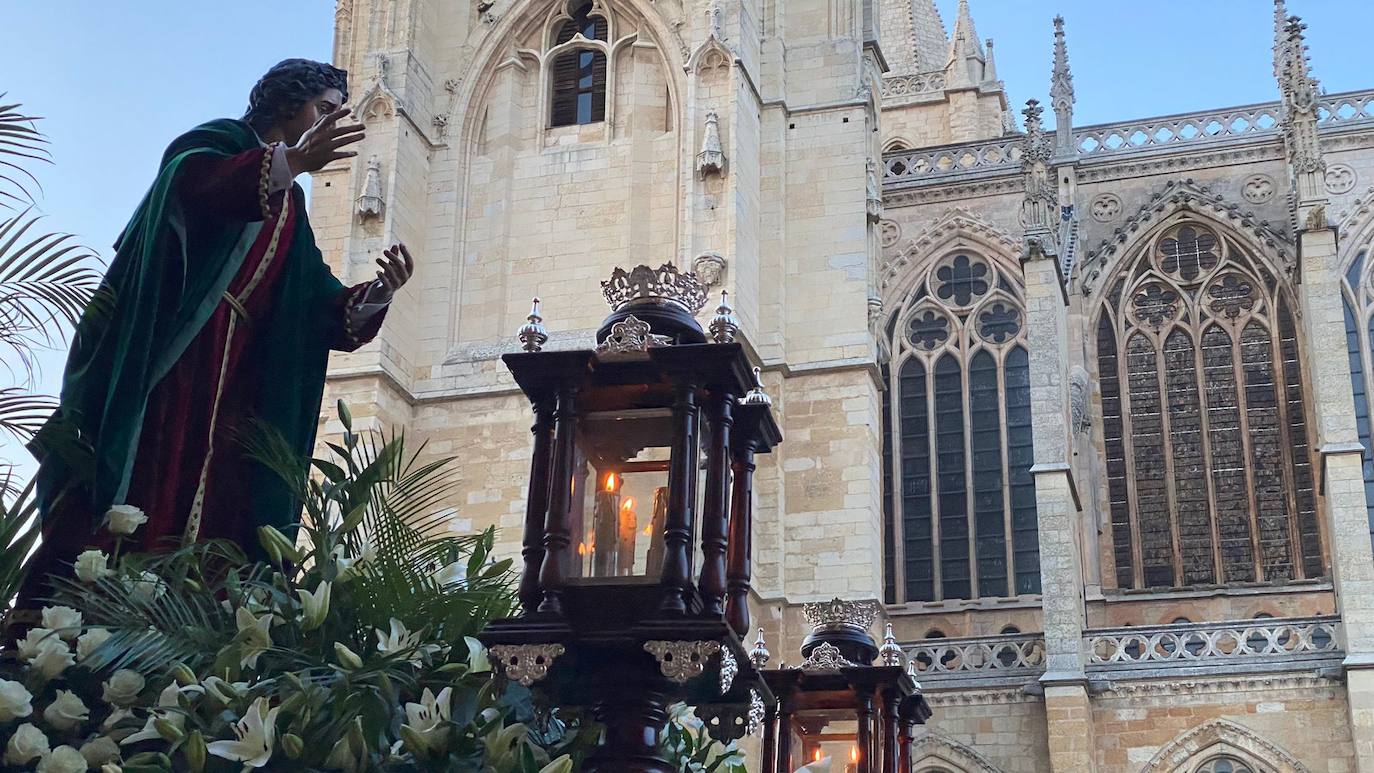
[1,0,1370,471]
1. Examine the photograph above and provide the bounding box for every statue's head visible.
[243,58,350,144]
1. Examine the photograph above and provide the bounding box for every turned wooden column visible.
[761,702,779,773]
[538,386,579,615]
[660,381,700,613]
[897,712,916,773]
[776,700,795,773]
[519,401,555,613]
[881,688,898,773]
[726,434,760,635]
[699,393,733,615]
[857,687,875,773]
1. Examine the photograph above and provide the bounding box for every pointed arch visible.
[1337,198,1374,546]
[1076,179,1292,302]
[1141,718,1311,773]
[881,207,1039,604]
[884,136,915,153]
[1091,205,1323,590]
[910,731,1004,772]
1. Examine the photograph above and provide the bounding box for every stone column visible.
[1296,222,1374,770]
[1022,246,1096,773]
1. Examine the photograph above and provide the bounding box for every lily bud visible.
[170,662,197,686]
[335,642,364,670]
[282,733,305,759]
[348,716,366,756]
[154,716,185,743]
[400,724,431,754]
[185,730,207,772]
[257,526,301,565]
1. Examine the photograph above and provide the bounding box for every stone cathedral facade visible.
[311,0,1374,769]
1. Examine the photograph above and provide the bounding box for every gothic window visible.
[882,250,1040,603]
[549,1,608,127]
[1340,248,1374,541]
[1097,220,1324,590]
[1193,756,1256,773]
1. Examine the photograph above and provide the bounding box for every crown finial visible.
[740,366,772,406]
[709,290,740,343]
[749,628,771,669]
[517,298,549,352]
[601,263,708,315]
[879,623,904,666]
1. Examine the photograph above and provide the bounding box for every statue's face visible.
[278,87,345,145]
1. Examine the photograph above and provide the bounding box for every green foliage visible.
[661,705,748,773]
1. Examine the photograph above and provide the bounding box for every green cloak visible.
[34,118,346,538]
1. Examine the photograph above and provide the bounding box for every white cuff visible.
[267,143,293,194]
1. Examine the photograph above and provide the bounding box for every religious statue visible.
[15,59,415,615]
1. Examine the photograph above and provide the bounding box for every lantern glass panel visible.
[793,713,861,773]
[572,408,698,582]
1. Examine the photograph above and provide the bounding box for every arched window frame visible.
[1338,245,1374,539]
[883,243,1040,604]
[1092,213,1325,591]
[528,0,643,137]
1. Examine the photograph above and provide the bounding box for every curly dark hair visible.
[243,59,350,135]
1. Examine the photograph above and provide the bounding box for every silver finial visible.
[740,367,772,407]
[517,297,549,352]
[879,623,903,666]
[709,290,740,344]
[748,628,771,669]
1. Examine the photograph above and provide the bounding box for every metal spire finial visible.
[748,628,771,669]
[879,623,904,666]
[740,366,772,407]
[709,289,740,343]
[517,297,549,352]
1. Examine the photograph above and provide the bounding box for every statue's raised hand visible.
[285,107,365,175]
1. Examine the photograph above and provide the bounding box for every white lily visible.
[333,541,376,583]
[120,684,185,746]
[465,636,492,674]
[236,606,274,670]
[432,560,466,586]
[403,687,452,734]
[296,582,331,631]
[376,618,423,662]
[207,696,279,769]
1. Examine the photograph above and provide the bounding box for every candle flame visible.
[577,542,586,556]
[814,748,823,762]
[643,524,653,536]
[604,472,618,491]
[622,498,635,511]
[850,746,858,763]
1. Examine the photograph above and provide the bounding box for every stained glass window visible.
[1098,221,1324,589]
[883,251,1040,603]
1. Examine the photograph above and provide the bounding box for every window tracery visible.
[1097,219,1324,590]
[882,249,1040,603]
[549,1,608,126]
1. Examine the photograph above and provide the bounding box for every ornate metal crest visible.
[643,640,721,683]
[601,263,708,315]
[747,689,766,736]
[490,643,566,687]
[595,315,672,355]
[802,598,879,632]
[719,647,738,694]
[800,642,856,671]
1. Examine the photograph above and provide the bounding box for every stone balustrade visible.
[1084,616,1342,678]
[882,138,1022,185]
[902,631,1047,687]
[880,71,946,106]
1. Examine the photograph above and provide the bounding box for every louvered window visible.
[1098,221,1324,589]
[882,252,1040,603]
[550,2,607,127]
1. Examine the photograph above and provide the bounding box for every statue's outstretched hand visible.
[286,107,365,175]
[371,243,414,302]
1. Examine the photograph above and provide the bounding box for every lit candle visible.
[617,497,638,575]
[645,486,669,578]
[592,473,620,577]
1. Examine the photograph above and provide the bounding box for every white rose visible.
[40,606,83,640]
[127,571,164,604]
[17,627,57,661]
[29,639,75,679]
[37,745,88,773]
[4,723,49,766]
[74,549,113,583]
[79,736,120,767]
[77,628,112,661]
[0,678,34,721]
[104,504,148,535]
[42,690,89,732]
[102,669,146,707]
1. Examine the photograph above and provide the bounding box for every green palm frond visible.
[0,386,55,441]
[0,474,41,608]
[0,208,101,371]
[0,95,49,209]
